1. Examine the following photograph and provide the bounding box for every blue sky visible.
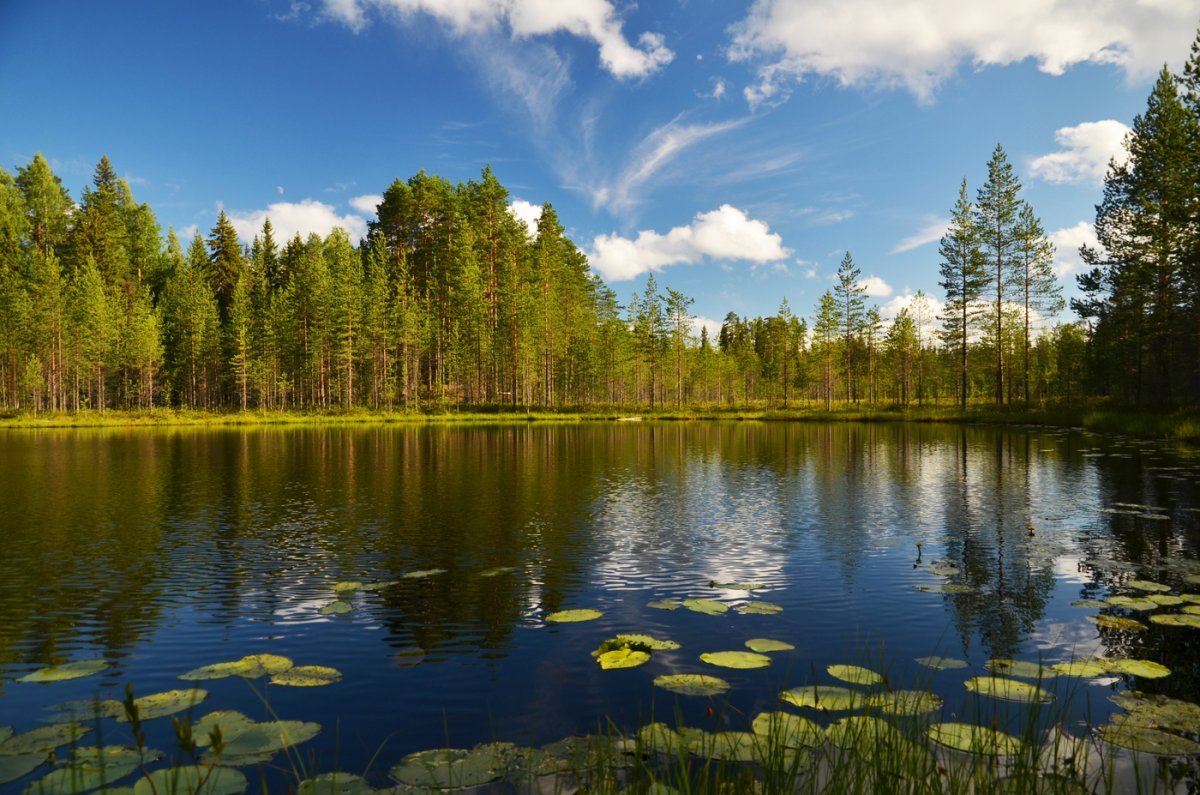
[2,0,1198,334]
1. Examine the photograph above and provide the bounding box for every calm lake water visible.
[1,421,1199,791]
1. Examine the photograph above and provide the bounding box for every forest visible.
[0,42,1197,414]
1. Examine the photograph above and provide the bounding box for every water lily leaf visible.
[1108,659,1171,679]
[750,712,822,749]
[745,638,794,653]
[319,601,353,616]
[914,583,975,594]
[1127,580,1170,593]
[927,723,1022,756]
[360,580,398,592]
[927,562,961,577]
[17,659,109,684]
[780,685,862,711]
[597,649,650,670]
[180,654,293,681]
[827,664,882,686]
[389,747,504,789]
[192,712,256,747]
[1109,693,1200,734]
[402,568,447,580]
[915,656,968,671]
[709,581,764,591]
[133,766,246,795]
[985,659,1056,680]
[117,689,207,722]
[736,602,782,615]
[1087,615,1147,631]
[688,731,762,762]
[964,676,1054,703]
[1106,596,1157,611]
[1147,595,1184,606]
[1051,659,1111,678]
[27,746,155,794]
[0,729,10,746]
[1070,600,1109,609]
[479,566,516,577]
[1184,605,1200,615]
[593,635,680,655]
[269,665,341,687]
[332,581,363,593]
[208,720,321,766]
[1149,613,1200,628]
[0,754,44,785]
[826,716,907,750]
[1098,723,1200,756]
[636,723,683,753]
[0,724,90,756]
[681,599,727,616]
[1187,574,1200,585]
[392,647,426,668]
[647,599,681,611]
[865,690,943,715]
[545,609,603,623]
[653,674,730,696]
[43,699,123,721]
[700,651,771,669]
[297,773,373,795]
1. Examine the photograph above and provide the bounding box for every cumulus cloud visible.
[891,217,950,254]
[320,0,674,79]
[691,315,724,339]
[1048,220,1100,278]
[857,275,893,298]
[226,199,368,244]
[588,204,791,281]
[508,199,543,234]
[879,292,945,334]
[178,224,200,241]
[349,194,383,216]
[1029,120,1131,184]
[728,0,1197,105]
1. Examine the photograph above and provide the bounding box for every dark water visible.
[1,422,1199,790]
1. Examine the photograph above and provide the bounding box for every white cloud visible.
[857,275,893,297]
[588,204,791,281]
[691,315,724,339]
[879,291,945,335]
[178,224,199,241]
[226,199,368,244]
[1049,220,1100,278]
[798,259,818,279]
[276,185,285,195]
[321,0,674,79]
[891,217,950,254]
[1029,120,1131,184]
[349,194,383,216]
[729,0,1197,105]
[509,199,543,234]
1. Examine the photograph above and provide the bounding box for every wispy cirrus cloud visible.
[891,217,949,254]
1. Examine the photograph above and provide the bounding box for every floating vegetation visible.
[984,659,1056,680]
[597,649,650,670]
[479,566,516,577]
[914,583,975,594]
[1184,605,1200,614]
[389,747,506,789]
[0,723,90,756]
[826,664,883,686]
[653,674,730,696]
[927,723,1022,756]
[30,745,161,794]
[402,568,447,580]
[193,711,256,745]
[117,689,208,722]
[44,698,123,721]
[360,580,398,592]
[964,676,1054,704]
[296,773,372,795]
[1186,574,1200,585]
[1109,659,1171,679]
[1147,594,1184,606]
[1051,659,1111,678]
[680,599,728,616]
[593,634,680,654]
[1087,614,1147,631]
[865,690,943,715]
[780,685,862,712]
[1182,593,1200,604]
[750,712,822,749]
[332,581,363,593]
[545,608,603,623]
[1098,723,1200,756]
[207,720,321,766]
[17,659,109,684]
[269,665,342,687]
[1149,613,1200,628]
[646,599,681,611]
[709,581,764,590]
[745,638,794,653]
[1126,579,1170,593]
[1070,599,1108,609]
[132,765,246,795]
[825,716,905,750]
[1109,692,1200,734]
[1106,596,1158,611]
[914,656,968,671]
[180,654,293,681]
[700,651,771,669]
[926,562,961,577]
[0,753,45,786]
[736,601,782,615]
[319,600,353,616]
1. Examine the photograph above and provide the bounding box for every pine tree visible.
[940,179,987,408]
[1013,203,1063,404]
[975,145,1023,404]
[834,252,865,401]
[15,154,71,256]
[813,291,839,409]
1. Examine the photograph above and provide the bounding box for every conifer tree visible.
[1013,203,1063,404]
[834,252,865,401]
[975,145,1023,404]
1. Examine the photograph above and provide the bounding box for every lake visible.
[1,422,1199,792]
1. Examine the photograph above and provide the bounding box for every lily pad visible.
[0,754,44,785]
[865,690,943,715]
[1070,600,1109,609]
[1187,574,1200,585]
[297,773,373,795]
[209,720,321,766]
[0,723,90,756]
[709,581,764,590]
[985,659,1056,680]
[1087,615,1147,631]
[389,747,504,789]
[1184,605,1200,615]
[1147,594,1184,606]
[826,716,907,750]
[914,583,975,594]
[545,608,603,623]
[180,654,293,681]
[117,689,207,722]
[700,651,771,669]
[1106,596,1158,611]
[653,674,730,696]
[927,562,961,577]
[28,746,156,794]
[332,581,363,593]
[964,676,1054,704]
[392,647,426,668]
[736,602,782,615]
[402,568,447,580]
[133,766,246,795]
[1149,613,1200,628]
[593,635,680,654]
[597,649,650,670]
[915,656,968,671]
[681,599,728,616]
[750,712,822,749]
[44,698,124,721]
[684,731,760,762]
[827,664,883,686]
[17,659,109,684]
[360,580,398,591]
[1098,723,1200,756]
[1051,659,1111,678]
[647,599,681,611]
[269,665,342,687]
[319,601,353,616]
[1127,580,1170,593]
[1109,693,1200,734]
[780,685,862,711]
[1108,659,1171,679]
[479,566,516,577]
[636,723,684,753]
[927,723,1022,756]
[745,638,794,653]
[194,712,257,746]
